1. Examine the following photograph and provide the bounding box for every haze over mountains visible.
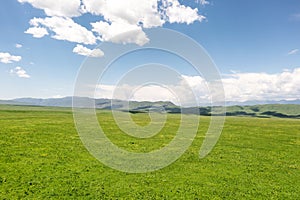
[0,97,299,119]
[1,96,299,107]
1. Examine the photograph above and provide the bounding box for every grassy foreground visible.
[0,105,299,199]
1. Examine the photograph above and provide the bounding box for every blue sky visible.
[1,0,300,102]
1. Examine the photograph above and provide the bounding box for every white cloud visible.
[87,0,204,45]
[21,0,205,46]
[52,95,63,99]
[95,84,181,105]
[131,85,180,104]
[27,17,97,45]
[81,0,105,15]
[73,44,104,57]
[196,0,210,5]
[91,21,149,46]
[16,44,23,48]
[95,84,116,99]
[94,68,300,105]
[84,0,165,28]
[94,75,209,106]
[10,67,30,78]
[18,0,82,17]
[87,0,164,45]
[163,0,206,24]
[0,52,22,64]
[288,49,299,55]
[25,26,49,38]
[222,68,300,102]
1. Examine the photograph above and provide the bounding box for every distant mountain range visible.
[1,96,300,107]
[0,97,177,110]
[0,97,300,119]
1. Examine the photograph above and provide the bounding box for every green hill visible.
[1,98,300,119]
[223,104,300,118]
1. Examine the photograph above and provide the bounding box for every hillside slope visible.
[0,98,299,119]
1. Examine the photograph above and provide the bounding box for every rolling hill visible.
[0,97,299,119]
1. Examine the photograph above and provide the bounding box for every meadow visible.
[0,105,299,199]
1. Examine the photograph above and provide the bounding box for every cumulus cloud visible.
[73,44,104,57]
[221,68,300,102]
[94,68,300,105]
[288,49,299,55]
[25,26,49,38]
[21,0,205,47]
[94,75,209,106]
[87,0,204,44]
[84,0,164,28]
[95,84,181,105]
[86,0,164,45]
[91,21,149,46]
[0,52,22,64]
[27,17,97,45]
[18,0,82,17]
[163,0,206,24]
[10,67,30,78]
[132,85,178,103]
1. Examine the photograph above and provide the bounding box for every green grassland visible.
[0,105,299,199]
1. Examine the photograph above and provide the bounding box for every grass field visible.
[0,105,299,199]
